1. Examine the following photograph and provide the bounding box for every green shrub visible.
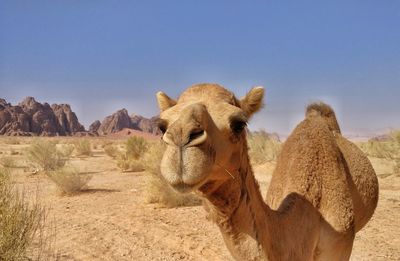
[26,140,67,172]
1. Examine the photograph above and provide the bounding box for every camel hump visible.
[306,102,341,134]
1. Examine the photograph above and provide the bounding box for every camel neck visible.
[198,149,274,260]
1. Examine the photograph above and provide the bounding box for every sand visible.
[2,141,399,260]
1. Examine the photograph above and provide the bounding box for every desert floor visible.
[2,140,399,261]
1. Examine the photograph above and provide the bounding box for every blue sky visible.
[0,1,399,135]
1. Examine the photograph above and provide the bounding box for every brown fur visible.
[156,84,379,261]
[267,116,354,233]
[303,102,378,231]
[334,135,379,232]
[306,102,341,133]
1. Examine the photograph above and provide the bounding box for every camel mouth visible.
[170,182,197,193]
[170,178,207,193]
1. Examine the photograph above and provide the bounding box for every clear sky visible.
[0,1,399,136]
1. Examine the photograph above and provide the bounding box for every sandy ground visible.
[2,141,399,261]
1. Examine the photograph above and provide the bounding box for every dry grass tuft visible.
[73,139,93,157]
[142,141,201,207]
[26,140,67,173]
[391,130,400,144]
[390,130,400,173]
[357,130,400,174]
[116,153,144,172]
[103,144,119,159]
[126,136,148,160]
[2,137,21,145]
[0,156,16,168]
[0,167,52,260]
[47,166,92,195]
[59,144,74,158]
[112,137,148,172]
[248,130,282,165]
[358,140,394,159]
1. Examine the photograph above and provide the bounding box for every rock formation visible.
[0,97,86,136]
[51,104,85,134]
[97,109,132,135]
[94,110,161,136]
[1,96,162,136]
[89,120,101,133]
[130,114,161,135]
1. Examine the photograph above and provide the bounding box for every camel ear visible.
[156,91,177,112]
[240,86,264,118]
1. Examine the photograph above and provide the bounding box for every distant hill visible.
[343,128,397,142]
[90,109,161,136]
[0,97,87,136]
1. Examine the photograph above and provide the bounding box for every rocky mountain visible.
[97,109,132,135]
[0,97,86,136]
[94,109,161,136]
[130,114,161,135]
[1,96,161,137]
[89,120,101,133]
[52,103,85,134]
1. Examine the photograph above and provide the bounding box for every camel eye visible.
[157,119,168,134]
[230,120,247,135]
[159,125,166,134]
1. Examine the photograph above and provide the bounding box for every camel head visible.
[156,83,264,193]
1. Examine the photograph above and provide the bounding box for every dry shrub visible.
[390,130,400,173]
[73,139,92,157]
[391,130,400,144]
[0,156,16,168]
[47,166,92,195]
[0,167,53,260]
[248,130,282,165]
[126,136,148,160]
[358,130,400,174]
[142,141,201,207]
[26,140,67,172]
[100,140,113,149]
[104,144,119,159]
[3,137,20,145]
[113,137,148,172]
[358,140,399,159]
[393,160,400,174]
[59,144,74,158]
[116,153,144,172]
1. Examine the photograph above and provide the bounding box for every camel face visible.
[156,83,264,193]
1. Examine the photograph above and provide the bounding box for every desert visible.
[1,1,400,260]
[0,126,399,260]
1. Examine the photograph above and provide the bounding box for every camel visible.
[155,83,379,261]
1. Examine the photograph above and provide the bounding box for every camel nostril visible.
[189,129,204,142]
[186,129,207,147]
